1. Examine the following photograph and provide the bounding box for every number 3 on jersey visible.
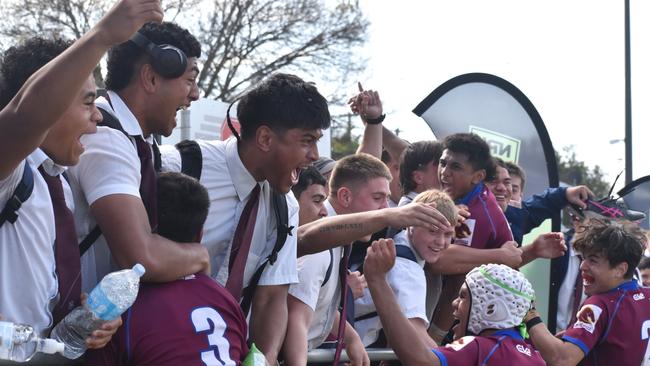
[642,319,650,366]
[192,307,235,366]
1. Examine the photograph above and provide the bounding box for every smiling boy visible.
[526,218,650,366]
[353,189,458,348]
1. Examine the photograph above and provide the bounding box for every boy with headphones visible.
[66,21,210,293]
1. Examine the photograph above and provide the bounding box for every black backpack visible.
[174,139,293,315]
[0,163,35,228]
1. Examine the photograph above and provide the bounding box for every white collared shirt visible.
[67,92,143,292]
[556,242,586,331]
[288,200,343,349]
[354,229,428,346]
[0,149,72,336]
[159,138,298,290]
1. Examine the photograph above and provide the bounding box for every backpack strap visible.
[321,249,334,287]
[0,162,34,228]
[239,188,293,316]
[175,140,202,179]
[353,245,417,323]
[395,244,417,262]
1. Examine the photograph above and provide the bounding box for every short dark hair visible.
[505,161,526,191]
[157,172,210,243]
[442,133,496,181]
[292,166,326,199]
[573,218,645,278]
[399,140,443,194]
[0,37,72,109]
[236,73,331,140]
[639,256,650,271]
[330,153,391,194]
[105,22,201,91]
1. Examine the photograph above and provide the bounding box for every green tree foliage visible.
[330,113,359,160]
[556,146,610,199]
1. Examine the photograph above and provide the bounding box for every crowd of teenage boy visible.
[1,1,649,365]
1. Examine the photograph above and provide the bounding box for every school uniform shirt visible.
[67,91,147,293]
[556,243,585,331]
[353,230,428,346]
[287,200,342,349]
[85,273,248,366]
[159,138,299,290]
[561,280,650,365]
[454,183,512,249]
[432,329,545,365]
[0,149,70,336]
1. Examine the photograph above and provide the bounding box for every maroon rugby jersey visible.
[86,273,249,365]
[432,329,545,365]
[561,280,650,366]
[455,183,513,249]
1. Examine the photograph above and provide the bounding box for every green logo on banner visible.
[469,125,521,163]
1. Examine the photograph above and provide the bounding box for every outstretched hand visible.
[532,232,567,259]
[566,185,594,209]
[94,0,164,47]
[388,202,452,232]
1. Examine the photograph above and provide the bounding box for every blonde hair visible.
[413,189,458,226]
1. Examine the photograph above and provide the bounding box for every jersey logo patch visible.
[515,344,532,357]
[446,336,475,351]
[633,292,645,301]
[573,304,603,333]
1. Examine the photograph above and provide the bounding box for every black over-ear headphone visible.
[129,32,188,79]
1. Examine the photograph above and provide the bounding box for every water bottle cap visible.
[42,339,65,355]
[132,263,146,277]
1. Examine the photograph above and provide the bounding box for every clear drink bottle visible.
[0,321,64,362]
[50,263,145,359]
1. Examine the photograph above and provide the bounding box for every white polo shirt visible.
[288,200,342,349]
[354,230,428,346]
[67,91,145,293]
[159,138,298,289]
[0,149,71,336]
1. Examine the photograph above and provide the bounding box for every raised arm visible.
[0,0,163,179]
[364,239,439,366]
[350,85,384,158]
[298,202,451,256]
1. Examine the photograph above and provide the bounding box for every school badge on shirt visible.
[573,304,603,333]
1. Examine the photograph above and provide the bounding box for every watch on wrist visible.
[364,114,385,125]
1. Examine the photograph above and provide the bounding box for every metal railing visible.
[307,348,397,363]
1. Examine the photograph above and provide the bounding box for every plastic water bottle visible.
[51,263,145,359]
[0,321,64,362]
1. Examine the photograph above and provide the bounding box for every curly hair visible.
[105,22,201,91]
[0,37,73,109]
[236,73,331,140]
[573,218,646,278]
[442,133,496,181]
